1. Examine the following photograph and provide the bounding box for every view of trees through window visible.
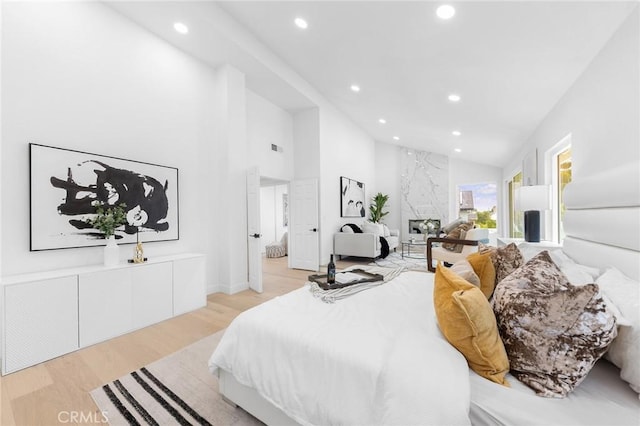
[457,183,497,229]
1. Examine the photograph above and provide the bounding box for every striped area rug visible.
[90,331,262,426]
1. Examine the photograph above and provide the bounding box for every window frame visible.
[545,133,572,243]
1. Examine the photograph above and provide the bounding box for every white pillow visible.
[560,263,630,327]
[596,267,640,396]
[362,221,383,236]
[382,224,391,237]
[560,263,599,285]
[450,259,481,287]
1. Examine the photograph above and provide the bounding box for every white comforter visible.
[208,271,471,426]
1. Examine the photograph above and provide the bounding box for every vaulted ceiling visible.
[109,1,637,167]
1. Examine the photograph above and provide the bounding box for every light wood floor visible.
[0,256,366,426]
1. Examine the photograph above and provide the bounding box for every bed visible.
[208,164,640,425]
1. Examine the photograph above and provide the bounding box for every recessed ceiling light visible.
[448,93,461,102]
[454,148,462,153]
[378,118,387,124]
[350,84,361,92]
[436,5,456,20]
[294,17,308,29]
[173,22,189,34]
[452,130,462,136]
[393,136,400,141]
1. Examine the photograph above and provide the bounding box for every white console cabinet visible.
[1,253,205,375]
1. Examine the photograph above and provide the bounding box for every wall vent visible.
[271,144,284,153]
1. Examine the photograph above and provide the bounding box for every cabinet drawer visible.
[3,276,79,374]
[131,262,173,329]
[79,269,132,347]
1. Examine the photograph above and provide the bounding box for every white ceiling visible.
[108,1,636,167]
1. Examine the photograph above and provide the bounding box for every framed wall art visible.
[30,143,179,251]
[340,176,365,218]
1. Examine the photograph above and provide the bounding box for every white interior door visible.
[289,179,319,271]
[247,166,263,293]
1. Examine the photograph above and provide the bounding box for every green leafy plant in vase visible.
[85,202,128,266]
[86,203,128,238]
[369,192,389,223]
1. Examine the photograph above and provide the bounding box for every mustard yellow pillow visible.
[434,264,510,386]
[467,251,497,299]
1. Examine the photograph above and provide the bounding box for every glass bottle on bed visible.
[327,254,336,284]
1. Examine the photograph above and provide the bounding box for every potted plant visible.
[369,193,389,223]
[87,203,128,238]
[85,202,128,266]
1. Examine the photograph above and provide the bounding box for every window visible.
[557,147,572,241]
[457,183,497,229]
[546,134,572,243]
[507,172,523,238]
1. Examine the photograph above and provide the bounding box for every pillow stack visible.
[492,251,617,397]
[433,243,524,386]
[434,242,624,398]
[433,264,510,386]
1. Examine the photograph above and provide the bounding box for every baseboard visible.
[208,281,249,295]
[207,283,222,295]
[227,281,249,295]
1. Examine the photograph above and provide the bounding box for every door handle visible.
[309,228,317,232]
[250,233,261,238]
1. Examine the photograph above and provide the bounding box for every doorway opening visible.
[260,178,289,257]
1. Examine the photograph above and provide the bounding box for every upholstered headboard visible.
[562,162,640,280]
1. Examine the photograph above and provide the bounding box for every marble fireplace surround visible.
[400,148,449,241]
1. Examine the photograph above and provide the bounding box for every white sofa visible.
[334,224,399,260]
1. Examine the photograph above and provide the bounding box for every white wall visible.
[374,142,402,234]
[502,8,639,230]
[293,108,321,180]
[319,106,376,265]
[211,65,250,294]
[246,90,294,181]
[0,0,3,279]
[1,2,215,278]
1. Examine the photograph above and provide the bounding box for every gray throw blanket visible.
[308,266,405,303]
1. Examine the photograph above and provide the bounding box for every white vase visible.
[104,236,119,266]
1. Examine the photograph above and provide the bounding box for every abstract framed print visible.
[30,143,179,250]
[340,176,366,218]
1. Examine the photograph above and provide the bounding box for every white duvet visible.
[208,271,471,426]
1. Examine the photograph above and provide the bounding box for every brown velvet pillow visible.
[478,243,523,285]
[492,251,617,397]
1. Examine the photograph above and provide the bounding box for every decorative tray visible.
[308,268,384,290]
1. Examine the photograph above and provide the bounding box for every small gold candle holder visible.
[133,230,145,263]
